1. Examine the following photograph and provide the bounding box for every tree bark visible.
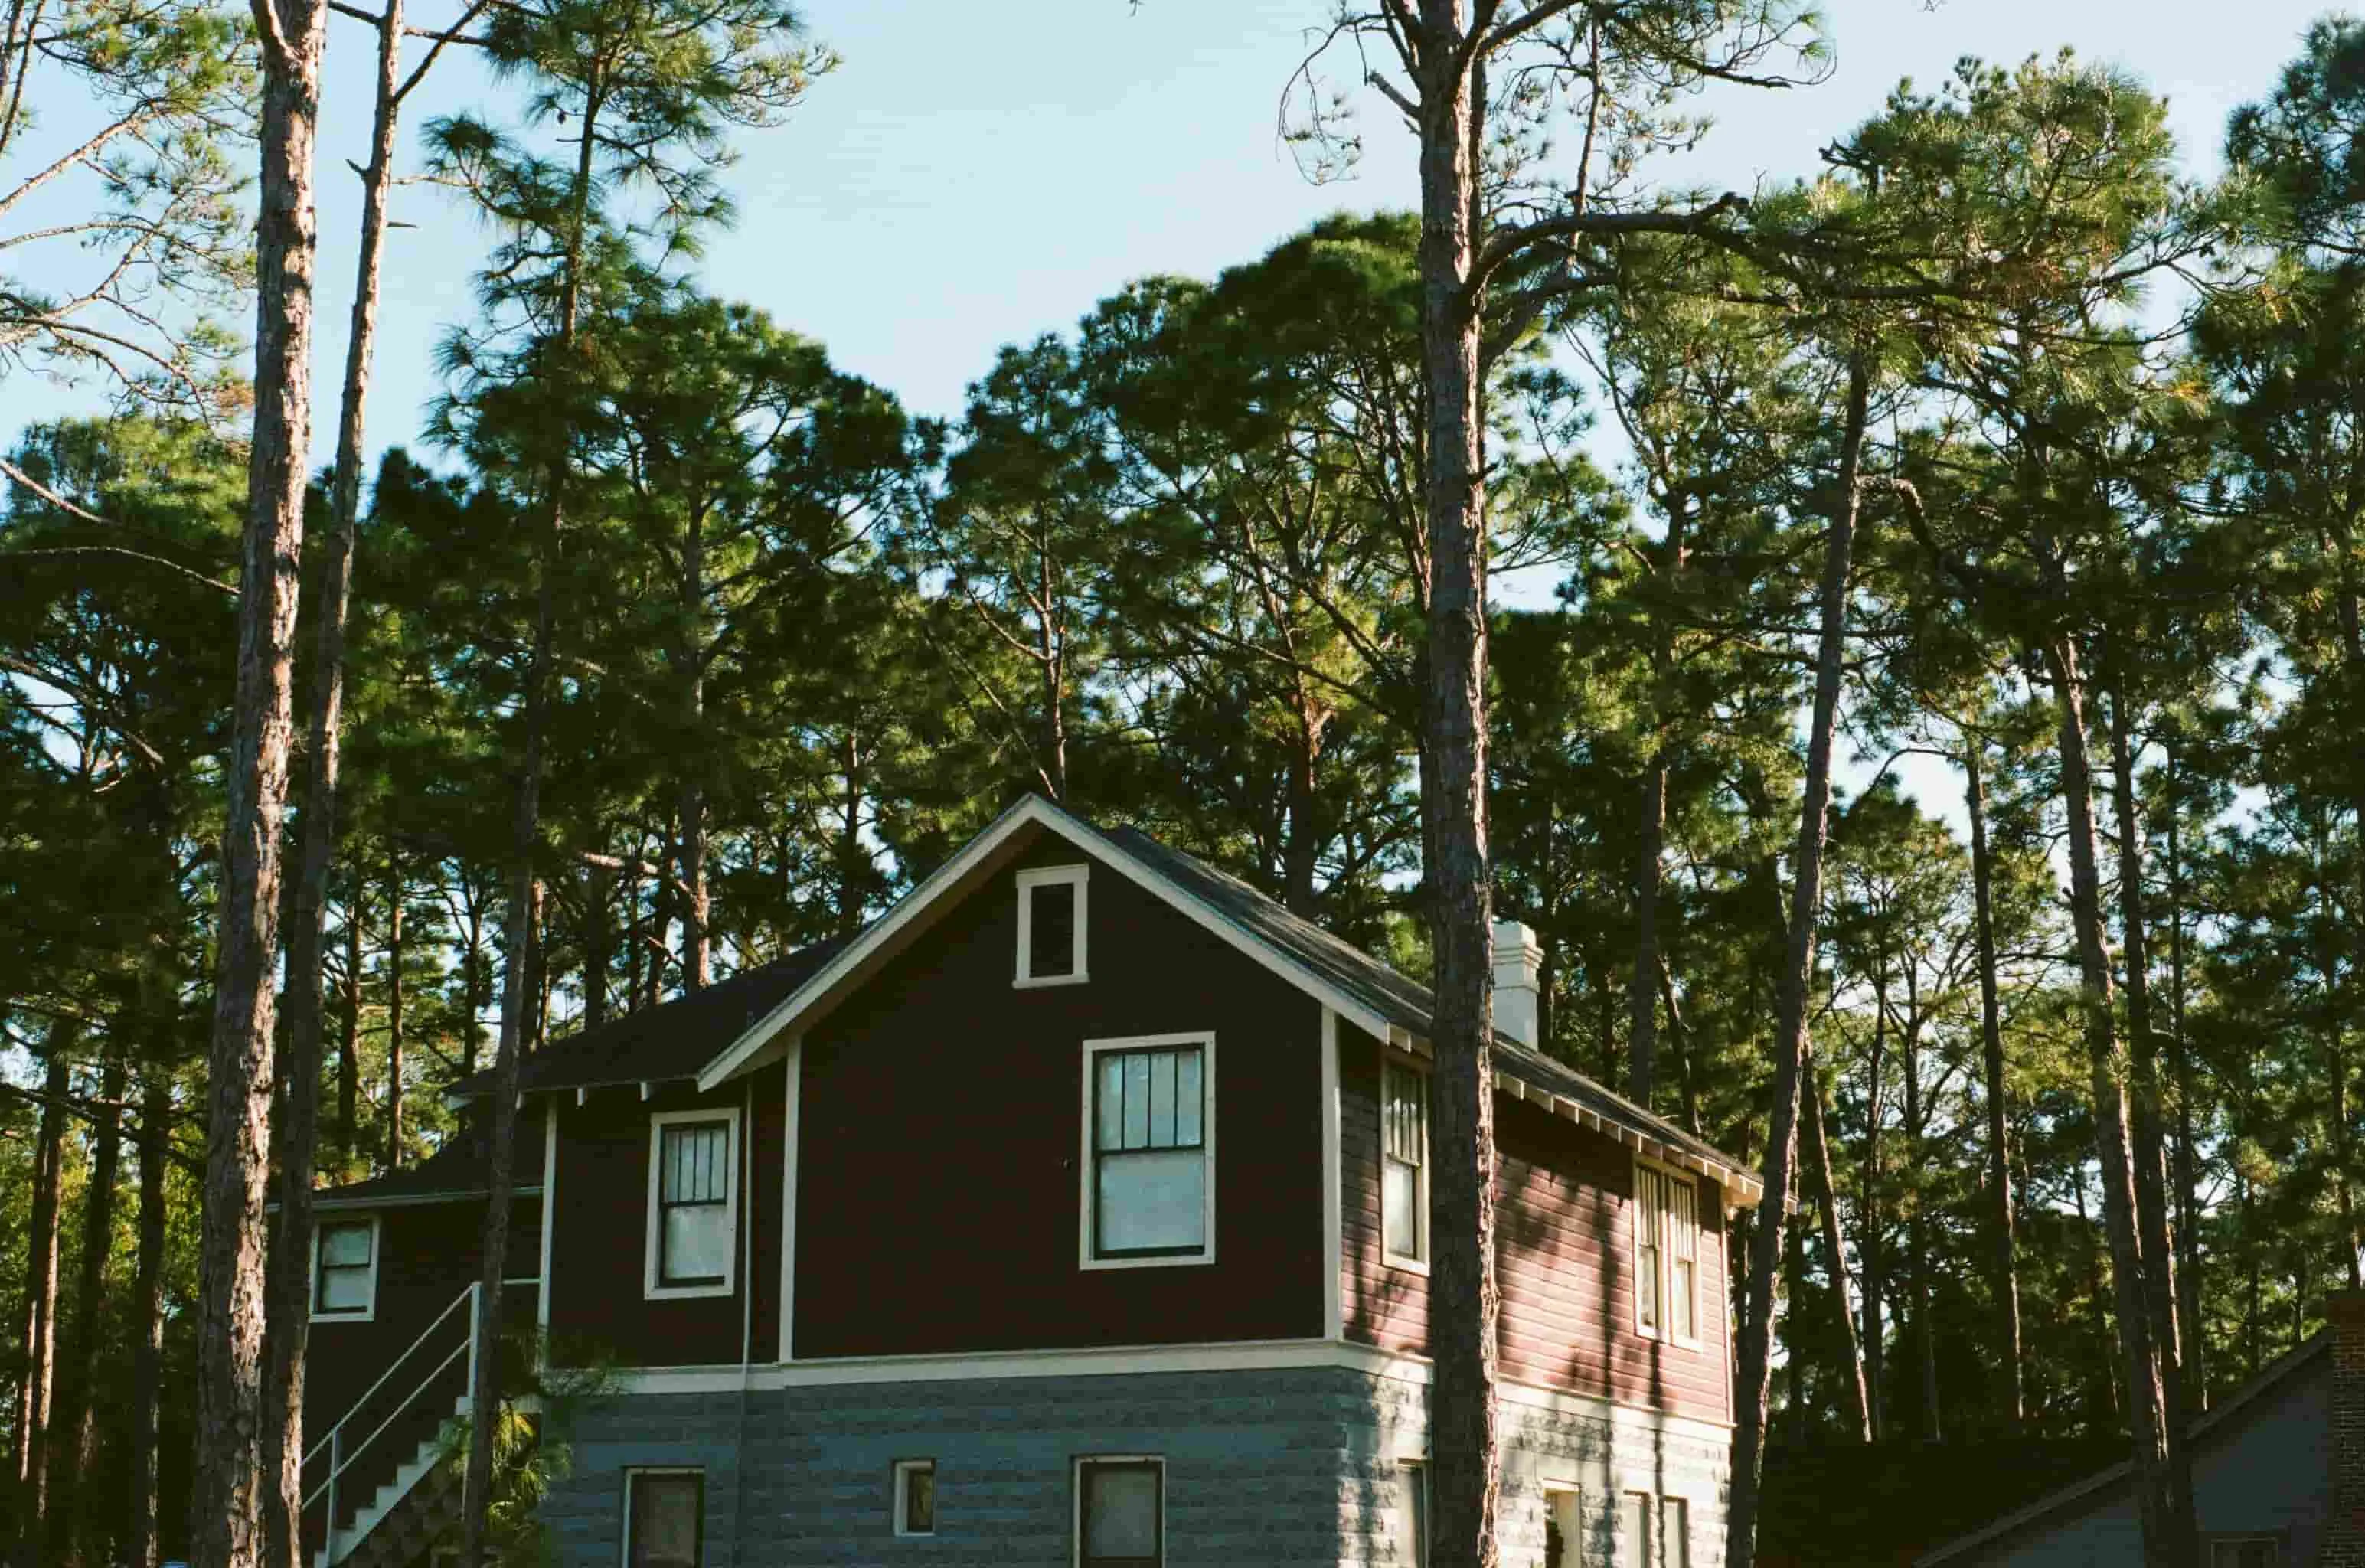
[1627,760,1665,1109]
[55,1054,125,1564]
[14,1044,69,1563]
[1860,954,1889,1442]
[1803,1043,1871,1442]
[2106,662,2194,1430]
[263,0,397,1549]
[1965,740,2026,1427]
[1902,1003,1939,1441]
[1413,7,1500,1563]
[2162,746,2204,1407]
[128,1073,171,1568]
[386,855,405,1165]
[337,871,361,1159]
[2043,631,2194,1568]
[1726,348,1869,1568]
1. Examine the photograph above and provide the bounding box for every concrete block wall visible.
[537,1366,1732,1567]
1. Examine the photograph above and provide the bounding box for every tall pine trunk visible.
[387,859,406,1165]
[128,1073,171,1568]
[1965,740,2025,1426]
[2042,631,2194,1568]
[2162,748,2203,1406]
[14,1044,69,1563]
[1726,349,1869,1568]
[1860,956,1889,1439]
[56,1054,125,1564]
[1626,493,1686,1109]
[1804,1044,1871,1441]
[1413,8,1501,1564]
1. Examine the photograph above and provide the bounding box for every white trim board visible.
[1319,1008,1343,1341]
[590,1337,1740,1440]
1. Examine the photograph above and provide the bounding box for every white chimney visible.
[1491,920,1543,1048]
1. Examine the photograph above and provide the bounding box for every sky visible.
[2,0,2344,821]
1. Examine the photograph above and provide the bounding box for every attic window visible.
[1015,864,1089,987]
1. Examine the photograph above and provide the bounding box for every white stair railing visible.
[302,1279,481,1564]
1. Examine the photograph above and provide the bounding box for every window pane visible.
[1174,1050,1202,1146]
[1637,1241,1660,1329]
[1386,1067,1425,1165]
[629,1473,701,1568]
[901,1464,934,1534]
[1673,1257,1697,1341]
[319,1266,371,1312]
[663,1124,727,1204]
[1383,1158,1421,1259]
[663,1202,730,1283]
[1395,1464,1426,1568]
[321,1223,372,1267]
[1544,1491,1580,1568]
[1123,1054,1151,1148]
[1097,1054,1126,1152]
[1150,1052,1176,1146]
[1083,1464,1158,1559]
[1097,1148,1205,1254]
[1620,1494,1650,1568]
[1030,882,1076,977]
[1660,1498,1687,1568]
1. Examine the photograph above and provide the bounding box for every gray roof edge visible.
[1913,1332,2333,1566]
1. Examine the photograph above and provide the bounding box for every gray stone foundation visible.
[535,1364,1730,1566]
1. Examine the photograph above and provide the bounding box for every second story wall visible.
[792,829,1328,1357]
[1338,1020,1733,1426]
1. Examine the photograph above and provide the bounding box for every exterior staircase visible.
[310,1400,466,1568]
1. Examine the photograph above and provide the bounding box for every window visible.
[310,1216,378,1321]
[1381,1059,1429,1269]
[1658,1497,1688,1568]
[1393,1462,1427,1567]
[1634,1159,1700,1345]
[1017,864,1089,986]
[1076,1458,1161,1568]
[1543,1488,1581,1568]
[2210,1540,2281,1568]
[893,1459,936,1537]
[625,1469,703,1568]
[1620,1494,1651,1568]
[1081,1035,1214,1267]
[644,1108,740,1299]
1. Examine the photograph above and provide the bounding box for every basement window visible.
[1016,864,1089,987]
[2210,1540,2282,1568]
[625,1469,704,1568]
[1076,1458,1162,1568]
[893,1459,936,1537]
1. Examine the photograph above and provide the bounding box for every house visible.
[296,794,1763,1568]
[1914,1295,2365,1568]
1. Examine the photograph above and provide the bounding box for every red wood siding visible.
[546,1064,784,1367]
[1339,1021,1732,1425]
[793,829,1327,1357]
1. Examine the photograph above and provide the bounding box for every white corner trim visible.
[642,1105,743,1301]
[1320,1008,1343,1342]
[537,1106,557,1337]
[779,1038,800,1363]
[1077,1032,1217,1272]
[1380,1042,1433,1276]
[308,1211,381,1325]
[1013,862,1090,988]
[694,795,1396,1093]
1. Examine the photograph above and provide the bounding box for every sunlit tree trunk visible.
[1965,741,2025,1426]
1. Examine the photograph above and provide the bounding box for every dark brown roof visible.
[1097,822,1749,1182]
[311,1117,547,1210]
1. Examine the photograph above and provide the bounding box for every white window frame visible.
[1542,1487,1582,1568]
[643,1106,742,1301]
[892,1458,937,1538]
[1632,1155,1701,1348]
[1073,1454,1165,1568]
[309,1213,381,1323]
[1395,1458,1429,1568]
[1658,1494,1690,1568]
[1380,1046,1431,1274]
[1015,864,1091,988]
[620,1466,704,1568]
[1078,1033,1217,1271]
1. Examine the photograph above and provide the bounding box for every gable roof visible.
[691,794,1762,1204]
[309,1113,548,1211]
[1913,1330,2332,1565]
